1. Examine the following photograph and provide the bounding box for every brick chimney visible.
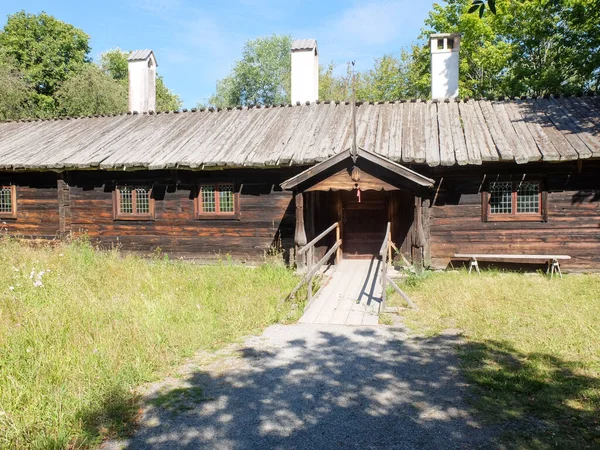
[128,50,157,113]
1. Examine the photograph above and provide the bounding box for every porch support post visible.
[335,192,343,264]
[422,198,432,268]
[412,192,425,274]
[294,190,307,271]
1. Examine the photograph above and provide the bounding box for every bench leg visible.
[468,258,480,275]
[548,259,562,279]
[555,259,563,279]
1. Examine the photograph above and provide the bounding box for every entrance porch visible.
[281,148,435,270]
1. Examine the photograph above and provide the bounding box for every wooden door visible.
[342,191,388,258]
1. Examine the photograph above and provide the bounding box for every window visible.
[484,180,545,221]
[196,183,239,219]
[114,185,154,219]
[0,185,16,219]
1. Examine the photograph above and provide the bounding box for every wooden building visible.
[0,41,599,271]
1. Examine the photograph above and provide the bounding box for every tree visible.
[0,54,34,120]
[0,11,90,101]
[55,65,127,116]
[99,48,182,111]
[418,0,598,98]
[319,63,351,102]
[210,35,292,107]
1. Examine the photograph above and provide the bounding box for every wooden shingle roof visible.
[0,96,598,171]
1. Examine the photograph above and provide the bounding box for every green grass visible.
[390,270,600,449]
[0,238,303,449]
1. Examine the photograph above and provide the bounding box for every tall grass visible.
[391,270,600,448]
[0,238,302,449]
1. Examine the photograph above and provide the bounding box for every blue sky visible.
[0,0,436,108]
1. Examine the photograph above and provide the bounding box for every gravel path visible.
[104,324,498,449]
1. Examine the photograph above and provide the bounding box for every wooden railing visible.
[289,222,342,302]
[378,222,418,311]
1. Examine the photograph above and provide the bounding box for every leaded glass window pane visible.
[0,187,12,213]
[517,182,540,214]
[219,185,234,213]
[135,188,150,214]
[489,181,512,214]
[201,185,216,213]
[118,186,133,214]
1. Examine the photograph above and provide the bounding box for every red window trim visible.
[113,185,155,220]
[195,183,240,220]
[0,185,17,219]
[483,180,546,222]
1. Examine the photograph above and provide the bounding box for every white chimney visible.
[128,50,157,113]
[291,39,319,104]
[430,33,461,100]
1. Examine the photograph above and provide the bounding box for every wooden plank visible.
[502,101,543,162]
[457,101,483,165]
[454,254,571,260]
[478,100,515,161]
[514,100,561,162]
[471,101,499,161]
[424,102,441,167]
[437,102,456,166]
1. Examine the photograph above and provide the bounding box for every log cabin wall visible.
[424,161,600,271]
[0,168,299,262]
[0,172,60,239]
[63,169,299,261]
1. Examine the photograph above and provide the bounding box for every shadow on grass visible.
[460,339,600,449]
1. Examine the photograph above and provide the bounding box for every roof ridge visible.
[0,91,597,124]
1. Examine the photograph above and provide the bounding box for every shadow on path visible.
[103,324,500,450]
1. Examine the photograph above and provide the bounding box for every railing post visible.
[381,256,387,312]
[307,246,313,274]
[335,223,341,265]
[387,230,392,264]
[308,275,313,303]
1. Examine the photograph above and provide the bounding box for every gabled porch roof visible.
[280,147,435,191]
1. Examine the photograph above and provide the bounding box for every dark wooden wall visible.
[66,169,297,261]
[0,173,60,239]
[424,161,600,271]
[1,169,299,262]
[1,160,599,271]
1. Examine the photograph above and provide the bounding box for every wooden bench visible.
[453,254,572,279]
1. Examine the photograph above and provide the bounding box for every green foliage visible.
[421,0,599,97]
[0,11,90,97]
[99,48,182,112]
[0,239,303,448]
[156,76,182,111]
[99,48,129,81]
[0,54,34,120]
[55,65,128,117]
[318,62,352,102]
[210,35,292,107]
[391,271,600,448]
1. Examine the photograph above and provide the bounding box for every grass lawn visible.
[0,238,303,449]
[389,270,600,449]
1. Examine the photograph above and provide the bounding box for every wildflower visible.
[29,269,35,279]
[33,280,43,288]
[8,286,14,291]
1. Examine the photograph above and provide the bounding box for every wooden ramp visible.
[299,259,382,326]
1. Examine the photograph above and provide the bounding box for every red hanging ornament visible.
[357,186,361,203]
